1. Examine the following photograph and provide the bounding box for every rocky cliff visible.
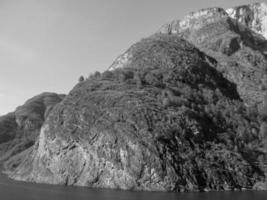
[0,93,64,170]
[2,1,267,193]
[226,2,267,39]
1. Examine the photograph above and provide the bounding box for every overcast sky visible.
[0,0,261,115]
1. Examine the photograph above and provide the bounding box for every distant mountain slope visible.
[0,92,65,170]
[0,113,17,144]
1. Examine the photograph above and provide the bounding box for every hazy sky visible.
[0,0,262,115]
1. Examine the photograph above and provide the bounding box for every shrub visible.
[101,71,114,80]
[118,70,134,83]
[88,71,101,80]
[79,76,85,82]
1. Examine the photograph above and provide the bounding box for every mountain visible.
[0,93,64,170]
[2,1,267,192]
[4,34,265,192]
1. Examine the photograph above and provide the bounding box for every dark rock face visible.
[6,35,265,192]
[0,93,65,170]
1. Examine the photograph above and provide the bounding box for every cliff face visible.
[6,35,265,192]
[226,2,267,39]
[0,93,64,170]
[159,8,229,35]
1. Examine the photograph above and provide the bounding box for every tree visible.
[79,76,85,83]
[94,71,101,78]
[102,71,114,79]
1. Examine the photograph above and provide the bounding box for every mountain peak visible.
[159,7,228,35]
[159,2,267,40]
[226,2,267,39]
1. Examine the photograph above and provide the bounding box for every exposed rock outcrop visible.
[159,7,229,35]
[0,93,65,169]
[108,52,132,71]
[227,2,267,39]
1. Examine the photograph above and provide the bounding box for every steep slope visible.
[158,5,267,106]
[0,113,18,147]
[0,92,65,170]
[7,35,265,192]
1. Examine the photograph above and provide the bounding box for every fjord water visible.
[0,173,266,200]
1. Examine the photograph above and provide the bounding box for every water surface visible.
[0,173,267,200]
